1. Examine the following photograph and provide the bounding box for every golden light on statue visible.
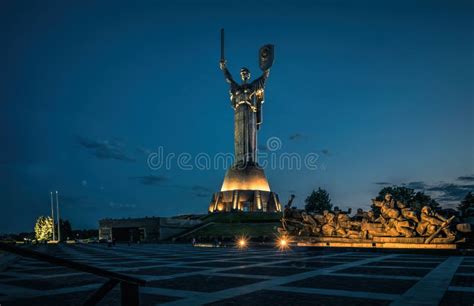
[220,167,271,192]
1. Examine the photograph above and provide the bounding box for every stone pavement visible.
[0,244,472,305]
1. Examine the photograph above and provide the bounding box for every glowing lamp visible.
[277,236,290,251]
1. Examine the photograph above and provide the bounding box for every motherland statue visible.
[209,29,280,213]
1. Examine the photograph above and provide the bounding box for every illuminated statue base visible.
[209,164,281,213]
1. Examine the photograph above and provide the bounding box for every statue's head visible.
[240,67,250,82]
[384,193,392,201]
[421,206,431,215]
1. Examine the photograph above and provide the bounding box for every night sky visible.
[1,0,473,233]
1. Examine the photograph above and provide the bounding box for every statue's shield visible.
[259,44,274,71]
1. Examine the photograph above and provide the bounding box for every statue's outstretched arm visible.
[252,69,270,90]
[220,60,237,87]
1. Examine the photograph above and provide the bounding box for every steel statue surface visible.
[209,29,280,213]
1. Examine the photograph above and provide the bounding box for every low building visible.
[98,216,202,242]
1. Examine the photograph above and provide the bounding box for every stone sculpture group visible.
[279,193,458,244]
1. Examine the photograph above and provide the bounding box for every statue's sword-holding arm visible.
[219,29,236,87]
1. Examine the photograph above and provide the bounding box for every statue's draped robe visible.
[223,68,268,165]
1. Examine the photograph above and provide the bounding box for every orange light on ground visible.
[236,236,249,249]
[276,235,291,251]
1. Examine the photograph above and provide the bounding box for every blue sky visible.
[1,0,473,233]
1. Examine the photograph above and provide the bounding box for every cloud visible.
[427,183,474,201]
[373,175,474,203]
[77,136,135,162]
[191,185,211,192]
[130,175,211,197]
[289,133,304,141]
[190,185,212,198]
[321,149,331,156]
[403,181,427,190]
[374,180,428,190]
[136,146,152,155]
[457,175,474,182]
[130,175,168,186]
[109,201,136,209]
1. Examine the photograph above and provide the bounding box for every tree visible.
[375,187,415,204]
[305,188,332,213]
[412,191,440,211]
[34,216,54,241]
[458,192,474,218]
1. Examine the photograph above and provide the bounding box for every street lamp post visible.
[56,191,61,242]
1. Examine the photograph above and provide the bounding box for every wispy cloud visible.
[457,175,474,182]
[190,185,212,198]
[321,149,331,156]
[135,146,152,155]
[374,182,391,186]
[289,133,304,141]
[129,176,210,198]
[77,136,135,162]
[427,183,474,201]
[130,175,168,186]
[403,181,427,190]
[109,201,136,209]
[374,175,474,203]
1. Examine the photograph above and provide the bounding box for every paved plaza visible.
[0,244,473,305]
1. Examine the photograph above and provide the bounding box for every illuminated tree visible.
[34,216,54,241]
